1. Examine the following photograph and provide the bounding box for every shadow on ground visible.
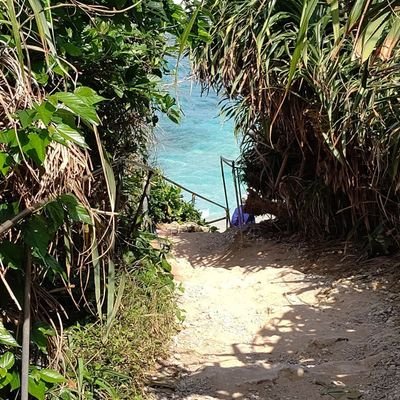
[152,229,400,400]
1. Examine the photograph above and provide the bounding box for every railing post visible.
[232,160,243,227]
[220,157,231,229]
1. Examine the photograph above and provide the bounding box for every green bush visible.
[148,175,204,224]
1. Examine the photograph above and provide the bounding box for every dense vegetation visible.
[0,1,196,398]
[189,0,400,253]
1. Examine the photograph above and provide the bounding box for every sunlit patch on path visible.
[150,231,400,400]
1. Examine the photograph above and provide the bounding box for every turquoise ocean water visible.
[153,61,242,220]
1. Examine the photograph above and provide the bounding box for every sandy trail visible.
[151,230,400,400]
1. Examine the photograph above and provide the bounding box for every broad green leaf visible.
[52,61,69,76]
[34,322,56,337]
[74,86,105,105]
[31,328,48,354]
[21,132,51,165]
[24,215,52,256]
[0,322,19,347]
[33,101,56,125]
[28,376,46,400]
[51,92,100,125]
[0,372,13,389]
[16,109,37,128]
[51,109,76,128]
[0,241,24,270]
[41,254,66,278]
[59,194,93,225]
[32,71,49,85]
[0,130,18,147]
[0,152,12,175]
[31,322,56,354]
[53,123,88,149]
[38,368,65,384]
[9,370,20,391]
[161,257,172,272]
[62,42,82,57]
[0,352,15,370]
[45,200,65,230]
[167,107,181,124]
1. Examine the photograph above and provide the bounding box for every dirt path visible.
[151,230,400,400]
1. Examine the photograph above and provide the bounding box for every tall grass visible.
[190,0,400,252]
[64,267,179,399]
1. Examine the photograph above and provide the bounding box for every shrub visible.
[148,175,204,224]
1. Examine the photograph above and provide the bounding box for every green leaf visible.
[348,0,369,31]
[63,42,83,57]
[0,372,13,389]
[327,0,340,42]
[74,86,105,105]
[287,0,318,86]
[91,228,102,320]
[380,16,400,60]
[28,376,46,400]
[167,107,181,124]
[0,241,24,270]
[0,129,18,147]
[24,215,52,256]
[33,101,56,125]
[0,352,15,370]
[161,257,172,272]
[356,12,390,62]
[20,132,51,166]
[9,370,20,391]
[31,322,56,355]
[53,123,89,149]
[45,200,65,231]
[51,109,76,128]
[16,109,37,128]
[31,329,48,354]
[39,368,65,384]
[0,152,12,175]
[32,71,49,85]
[51,92,100,125]
[34,322,56,337]
[41,254,65,278]
[106,257,116,330]
[104,272,125,340]
[59,194,93,225]
[0,322,19,347]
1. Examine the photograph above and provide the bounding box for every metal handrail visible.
[220,156,245,227]
[130,160,230,227]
